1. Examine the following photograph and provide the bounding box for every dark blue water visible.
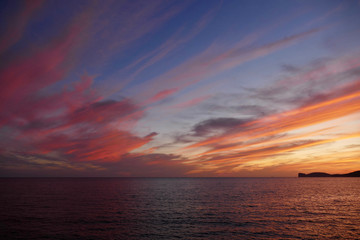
[0,178,359,239]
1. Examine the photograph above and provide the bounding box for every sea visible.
[0,178,359,239]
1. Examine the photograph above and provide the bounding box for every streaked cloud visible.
[0,0,359,176]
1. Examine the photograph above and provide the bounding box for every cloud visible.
[150,88,179,102]
[298,76,360,108]
[34,130,158,162]
[169,63,360,158]
[103,153,192,177]
[134,27,322,102]
[0,3,161,163]
[201,139,320,164]
[67,99,138,126]
[101,2,220,95]
[0,74,157,163]
[204,102,272,117]
[281,64,300,73]
[1,1,358,177]
[0,151,193,177]
[261,147,360,176]
[184,79,360,153]
[192,117,252,137]
[0,152,106,177]
[1,75,98,132]
[81,0,192,76]
[240,55,360,109]
[186,132,360,175]
[0,2,170,167]
[0,18,87,126]
[173,95,211,109]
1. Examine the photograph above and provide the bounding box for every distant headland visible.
[298,171,360,177]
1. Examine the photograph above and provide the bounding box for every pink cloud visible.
[0,5,99,129]
[35,130,157,162]
[1,74,156,163]
[0,25,82,123]
[0,7,159,163]
[150,88,179,102]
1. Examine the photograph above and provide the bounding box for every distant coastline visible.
[298,171,360,177]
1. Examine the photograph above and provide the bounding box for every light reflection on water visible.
[0,177,359,239]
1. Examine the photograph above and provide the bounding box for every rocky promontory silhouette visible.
[298,170,360,177]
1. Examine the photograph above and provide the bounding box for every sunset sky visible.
[0,0,359,177]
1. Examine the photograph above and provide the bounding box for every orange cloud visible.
[186,80,360,151]
[185,133,360,176]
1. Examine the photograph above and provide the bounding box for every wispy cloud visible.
[134,27,323,103]
[101,2,220,96]
[1,1,359,176]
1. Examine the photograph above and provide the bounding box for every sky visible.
[0,0,359,177]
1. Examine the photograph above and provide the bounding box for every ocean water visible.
[0,178,359,239]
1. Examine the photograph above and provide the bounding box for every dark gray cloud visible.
[192,117,252,137]
[281,64,300,73]
[204,102,272,117]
